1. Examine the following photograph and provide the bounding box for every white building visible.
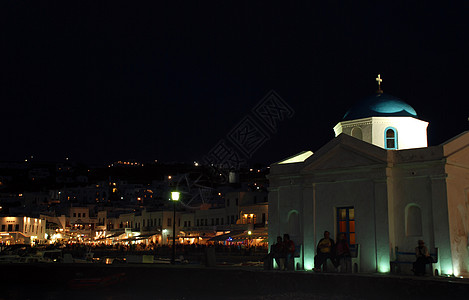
[0,216,46,245]
[268,89,469,276]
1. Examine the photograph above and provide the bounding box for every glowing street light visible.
[171,191,180,201]
[171,191,180,265]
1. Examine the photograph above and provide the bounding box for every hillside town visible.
[0,159,269,258]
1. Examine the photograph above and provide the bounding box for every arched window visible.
[406,204,422,237]
[351,127,363,140]
[287,210,300,240]
[385,127,398,150]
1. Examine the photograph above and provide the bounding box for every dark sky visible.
[1,1,468,166]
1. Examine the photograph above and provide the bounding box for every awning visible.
[208,230,245,242]
[231,230,268,242]
[106,231,125,238]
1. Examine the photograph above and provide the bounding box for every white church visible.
[268,76,469,276]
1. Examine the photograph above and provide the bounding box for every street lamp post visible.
[171,191,180,265]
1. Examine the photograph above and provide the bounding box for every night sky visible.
[1,1,468,166]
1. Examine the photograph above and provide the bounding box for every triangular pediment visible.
[302,134,388,172]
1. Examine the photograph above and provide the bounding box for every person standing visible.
[313,231,335,272]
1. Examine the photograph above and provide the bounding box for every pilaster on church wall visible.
[430,174,452,275]
[267,187,279,249]
[373,177,391,272]
[300,185,314,269]
[385,165,397,257]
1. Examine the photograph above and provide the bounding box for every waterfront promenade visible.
[1,262,468,300]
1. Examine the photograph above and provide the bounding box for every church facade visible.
[268,87,469,276]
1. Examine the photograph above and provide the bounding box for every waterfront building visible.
[0,216,46,245]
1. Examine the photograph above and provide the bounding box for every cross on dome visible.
[376,74,383,92]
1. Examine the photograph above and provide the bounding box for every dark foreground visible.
[1,264,468,300]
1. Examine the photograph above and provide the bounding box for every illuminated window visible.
[336,207,356,245]
[385,127,398,150]
[241,213,256,224]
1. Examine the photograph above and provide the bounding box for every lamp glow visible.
[171,192,180,201]
[170,190,180,265]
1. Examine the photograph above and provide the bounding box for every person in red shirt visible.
[335,233,351,272]
[283,233,295,270]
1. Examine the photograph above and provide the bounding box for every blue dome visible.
[343,92,417,121]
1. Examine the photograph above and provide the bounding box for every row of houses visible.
[0,189,268,247]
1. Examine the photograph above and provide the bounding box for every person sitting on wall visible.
[335,233,351,272]
[313,231,335,272]
[270,236,286,270]
[412,240,433,275]
[283,234,295,270]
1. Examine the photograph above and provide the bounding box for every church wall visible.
[445,163,469,277]
[391,175,433,246]
[390,161,453,275]
[314,179,382,273]
[268,184,304,244]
